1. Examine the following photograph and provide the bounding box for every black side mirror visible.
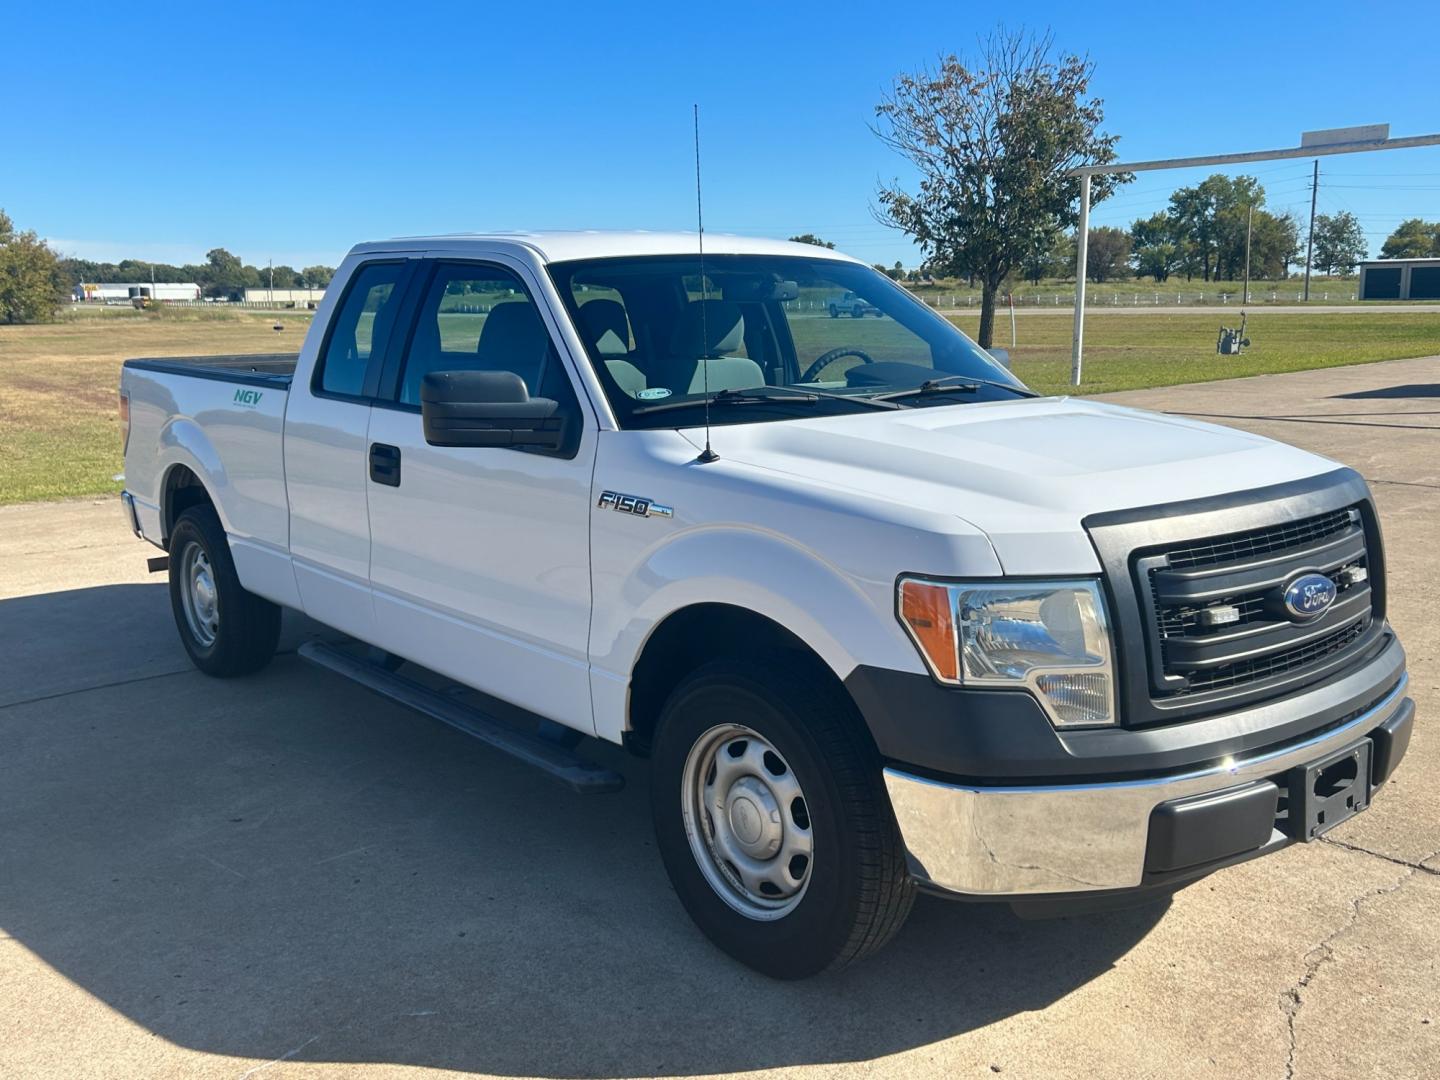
[420,370,567,451]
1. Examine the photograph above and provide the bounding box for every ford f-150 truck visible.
[119,232,1413,979]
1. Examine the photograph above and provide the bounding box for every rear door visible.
[364,255,599,731]
[284,258,418,639]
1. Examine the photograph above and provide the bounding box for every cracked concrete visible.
[1,355,1437,1078]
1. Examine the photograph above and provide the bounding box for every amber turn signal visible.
[898,578,958,682]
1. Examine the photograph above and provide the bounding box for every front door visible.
[364,257,598,732]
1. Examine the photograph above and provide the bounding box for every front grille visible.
[1179,621,1367,694]
[1162,509,1356,569]
[1138,505,1374,700]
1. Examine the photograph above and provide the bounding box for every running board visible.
[297,641,624,794]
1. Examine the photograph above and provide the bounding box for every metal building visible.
[76,282,202,303]
[1358,258,1440,300]
[241,287,326,307]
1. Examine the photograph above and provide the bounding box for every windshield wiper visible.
[872,374,1038,403]
[631,384,897,416]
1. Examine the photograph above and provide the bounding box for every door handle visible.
[369,442,401,486]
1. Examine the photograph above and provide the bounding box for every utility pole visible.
[1303,159,1319,301]
[1243,203,1254,305]
[268,259,274,306]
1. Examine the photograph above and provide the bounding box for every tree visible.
[0,210,67,324]
[1245,210,1301,280]
[1021,230,1073,284]
[1311,212,1367,275]
[872,29,1124,346]
[1167,174,1262,282]
[1085,226,1130,282]
[301,265,334,288]
[1379,218,1440,260]
[787,234,835,249]
[201,247,247,298]
[1130,211,1181,282]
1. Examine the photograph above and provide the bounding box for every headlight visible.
[898,578,1116,727]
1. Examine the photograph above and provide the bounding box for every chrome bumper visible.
[883,673,1410,897]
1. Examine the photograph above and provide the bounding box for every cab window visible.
[316,262,408,398]
[396,262,574,408]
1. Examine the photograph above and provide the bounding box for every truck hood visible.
[682,397,1338,575]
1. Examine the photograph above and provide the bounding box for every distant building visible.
[242,287,326,308]
[76,282,202,303]
[1358,258,1440,300]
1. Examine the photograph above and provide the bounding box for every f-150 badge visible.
[597,490,673,519]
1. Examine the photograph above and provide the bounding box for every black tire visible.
[850,308,864,318]
[651,658,914,979]
[168,504,280,677]
[828,306,839,318]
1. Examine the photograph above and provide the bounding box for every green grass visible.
[1,306,1435,505]
[943,310,1440,396]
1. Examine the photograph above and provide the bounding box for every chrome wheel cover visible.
[681,723,814,920]
[179,541,220,648]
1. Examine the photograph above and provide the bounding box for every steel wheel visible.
[681,722,814,921]
[178,541,220,647]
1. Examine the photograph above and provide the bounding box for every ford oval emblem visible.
[1283,573,1337,620]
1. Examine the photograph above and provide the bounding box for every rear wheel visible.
[651,658,914,978]
[168,505,280,677]
[828,305,839,318]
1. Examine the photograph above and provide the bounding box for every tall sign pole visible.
[1304,159,1319,301]
[1070,172,1091,386]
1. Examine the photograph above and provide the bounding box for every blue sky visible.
[7,1,1438,270]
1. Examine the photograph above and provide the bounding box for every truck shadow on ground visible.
[0,583,1166,1077]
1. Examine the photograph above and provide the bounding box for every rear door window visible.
[316,262,409,398]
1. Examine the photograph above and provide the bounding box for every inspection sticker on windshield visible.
[636,387,672,400]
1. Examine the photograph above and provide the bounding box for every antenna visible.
[693,103,719,464]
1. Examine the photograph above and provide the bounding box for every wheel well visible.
[162,465,213,540]
[626,603,855,756]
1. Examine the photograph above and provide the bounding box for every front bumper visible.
[883,673,1413,897]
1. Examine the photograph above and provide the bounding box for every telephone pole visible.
[1303,159,1319,301]
[1243,203,1254,305]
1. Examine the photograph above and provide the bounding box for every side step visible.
[297,640,624,794]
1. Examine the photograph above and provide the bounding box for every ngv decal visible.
[233,388,264,407]
[597,490,673,519]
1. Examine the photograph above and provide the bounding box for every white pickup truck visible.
[120,232,1413,979]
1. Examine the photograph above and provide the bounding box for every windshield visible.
[546,254,1029,429]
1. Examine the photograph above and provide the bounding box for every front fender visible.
[588,525,931,744]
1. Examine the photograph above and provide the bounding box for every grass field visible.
[1,305,1435,505]
[0,307,314,505]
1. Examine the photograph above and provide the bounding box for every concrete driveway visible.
[1,357,1436,1079]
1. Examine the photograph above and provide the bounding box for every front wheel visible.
[168,504,280,677]
[650,659,914,978]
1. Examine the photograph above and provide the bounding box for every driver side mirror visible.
[420,370,568,451]
[986,347,1010,368]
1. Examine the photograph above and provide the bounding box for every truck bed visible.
[123,353,298,389]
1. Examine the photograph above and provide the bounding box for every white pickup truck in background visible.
[120,232,1413,978]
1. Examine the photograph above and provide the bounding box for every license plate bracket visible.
[1287,738,1372,842]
